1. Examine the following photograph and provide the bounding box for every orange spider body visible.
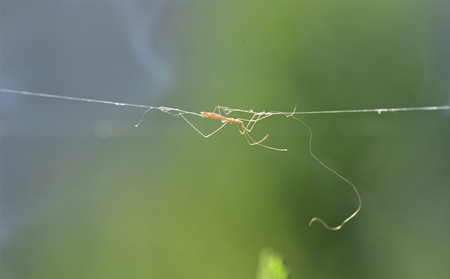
[201,112,244,125]
[194,109,285,152]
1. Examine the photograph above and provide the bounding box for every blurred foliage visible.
[257,248,290,279]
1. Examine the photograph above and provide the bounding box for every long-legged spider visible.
[179,106,287,152]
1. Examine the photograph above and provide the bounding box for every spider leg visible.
[241,112,275,134]
[241,129,269,145]
[213,105,220,114]
[240,113,261,134]
[134,107,153,127]
[240,126,287,152]
[180,113,228,138]
[244,113,260,133]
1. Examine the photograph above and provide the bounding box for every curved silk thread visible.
[288,115,361,231]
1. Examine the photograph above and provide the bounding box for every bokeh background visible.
[1,1,449,278]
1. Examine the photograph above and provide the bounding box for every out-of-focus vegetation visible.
[257,248,290,279]
[1,1,449,279]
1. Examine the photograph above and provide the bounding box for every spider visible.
[179,106,287,152]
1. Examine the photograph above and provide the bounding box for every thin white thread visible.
[289,115,361,231]
[2,88,449,117]
[219,105,450,116]
[0,88,204,120]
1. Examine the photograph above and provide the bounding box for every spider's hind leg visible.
[239,125,287,152]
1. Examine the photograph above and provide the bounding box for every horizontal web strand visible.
[0,88,203,118]
[1,88,449,116]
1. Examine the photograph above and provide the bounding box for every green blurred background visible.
[1,1,449,278]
